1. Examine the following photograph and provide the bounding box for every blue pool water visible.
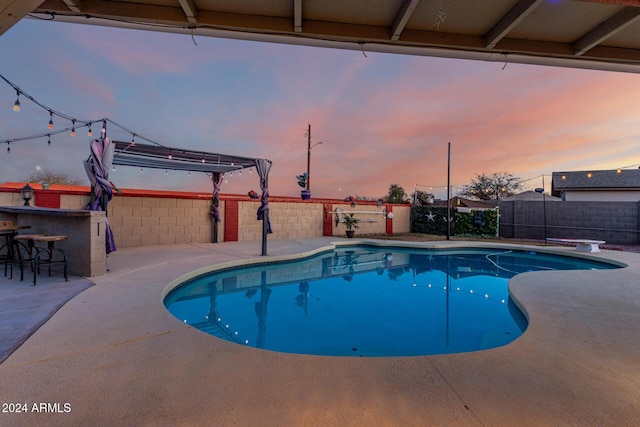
[164,246,618,357]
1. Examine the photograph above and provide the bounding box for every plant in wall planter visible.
[343,213,360,238]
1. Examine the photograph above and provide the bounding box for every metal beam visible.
[293,0,302,32]
[390,0,420,41]
[177,0,197,24]
[62,0,84,13]
[572,7,640,56]
[0,0,43,36]
[484,0,545,49]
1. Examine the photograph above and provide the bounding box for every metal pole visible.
[542,175,547,242]
[212,172,219,243]
[262,210,268,256]
[306,123,311,191]
[447,142,451,240]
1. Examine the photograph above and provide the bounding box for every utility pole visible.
[306,123,311,191]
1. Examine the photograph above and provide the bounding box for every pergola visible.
[111,140,273,255]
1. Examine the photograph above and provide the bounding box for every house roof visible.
[500,190,562,201]
[430,196,498,209]
[552,169,640,191]
[3,1,640,74]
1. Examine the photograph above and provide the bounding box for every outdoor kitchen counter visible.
[0,206,106,277]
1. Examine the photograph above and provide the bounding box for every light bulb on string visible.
[112,165,116,172]
[201,157,205,164]
[6,142,10,153]
[12,90,20,112]
[188,171,191,177]
[168,151,172,160]
[140,167,143,173]
[131,134,136,145]
[87,125,92,137]
[47,134,51,146]
[71,120,76,137]
[101,120,107,135]
[48,111,53,129]
[165,170,168,175]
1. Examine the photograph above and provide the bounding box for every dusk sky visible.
[1,18,640,200]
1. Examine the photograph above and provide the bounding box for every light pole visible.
[306,123,323,192]
[535,179,547,242]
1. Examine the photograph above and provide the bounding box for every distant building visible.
[501,190,562,202]
[429,196,498,209]
[551,169,640,201]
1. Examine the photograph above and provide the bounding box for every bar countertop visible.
[0,206,95,217]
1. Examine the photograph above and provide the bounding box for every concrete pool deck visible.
[0,237,639,426]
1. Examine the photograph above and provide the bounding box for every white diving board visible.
[546,238,606,253]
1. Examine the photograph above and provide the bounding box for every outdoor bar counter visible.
[0,206,106,277]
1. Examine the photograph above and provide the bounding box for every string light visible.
[47,134,51,146]
[6,142,10,153]
[12,90,20,112]
[131,134,136,145]
[168,151,172,160]
[1,74,171,149]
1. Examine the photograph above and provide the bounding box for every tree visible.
[411,189,435,206]
[384,184,408,204]
[459,172,522,201]
[24,168,86,186]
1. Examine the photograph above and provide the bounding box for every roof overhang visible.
[2,0,639,74]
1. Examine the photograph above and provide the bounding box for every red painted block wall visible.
[224,200,239,242]
[34,190,61,209]
[323,203,333,236]
[386,205,393,234]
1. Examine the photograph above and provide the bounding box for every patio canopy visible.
[111,140,273,255]
[111,141,261,174]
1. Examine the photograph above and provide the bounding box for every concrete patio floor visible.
[0,237,639,426]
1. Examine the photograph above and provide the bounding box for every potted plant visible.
[343,213,359,238]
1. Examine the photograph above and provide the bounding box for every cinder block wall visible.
[2,186,412,250]
[330,204,389,236]
[107,196,218,248]
[390,205,410,233]
[0,191,28,206]
[499,200,640,244]
[238,201,325,241]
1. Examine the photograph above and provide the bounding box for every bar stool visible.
[32,235,68,286]
[10,234,46,281]
[1,220,16,277]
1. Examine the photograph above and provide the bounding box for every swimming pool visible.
[164,245,618,357]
